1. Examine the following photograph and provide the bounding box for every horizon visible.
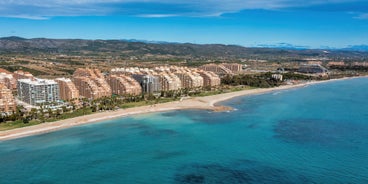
[0,1,367,49]
[2,36,368,51]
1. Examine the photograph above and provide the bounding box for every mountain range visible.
[0,37,367,61]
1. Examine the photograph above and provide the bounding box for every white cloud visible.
[137,14,179,18]
[354,13,368,19]
[0,0,366,19]
[4,15,49,20]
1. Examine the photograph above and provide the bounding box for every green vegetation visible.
[221,73,280,88]
[282,72,315,80]
[1,37,368,62]
[0,65,47,75]
[0,120,41,131]
[4,73,319,132]
[329,65,368,72]
[0,85,257,131]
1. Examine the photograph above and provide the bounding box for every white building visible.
[272,74,283,81]
[17,78,60,106]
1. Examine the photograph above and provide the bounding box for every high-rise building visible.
[17,78,60,106]
[55,78,80,101]
[73,68,112,99]
[132,74,161,94]
[158,72,182,91]
[107,74,142,96]
[175,72,204,89]
[72,77,102,99]
[197,71,221,87]
[0,83,16,113]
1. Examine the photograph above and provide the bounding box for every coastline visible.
[0,76,364,141]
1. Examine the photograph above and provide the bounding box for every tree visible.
[0,113,4,123]
[22,117,30,124]
[47,108,53,118]
[29,108,38,120]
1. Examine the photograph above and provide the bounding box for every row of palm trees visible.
[0,86,221,124]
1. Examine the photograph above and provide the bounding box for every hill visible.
[0,37,367,61]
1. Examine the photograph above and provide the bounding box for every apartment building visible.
[0,84,16,113]
[132,74,161,94]
[175,71,204,89]
[73,68,112,99]
[55,78,80,101]
[197,70,221,87]
[72,77,102,99]
[17,78,60,106]
[107,74,142,96]
[158,72,182,91]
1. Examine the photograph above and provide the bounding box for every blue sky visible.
[0,0,367,48]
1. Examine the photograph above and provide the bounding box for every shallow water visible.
[1,78,368,183]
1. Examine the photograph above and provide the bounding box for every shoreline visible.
[0,76,365,141]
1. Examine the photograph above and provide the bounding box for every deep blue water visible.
[1,78,368,183]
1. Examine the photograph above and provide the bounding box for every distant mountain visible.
[121,39,179,44]
[0,36,27,41]
[342,45,368,52]
[0,37,367,61]
[255,43,310,50]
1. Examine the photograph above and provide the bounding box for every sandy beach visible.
[0,77,363,141]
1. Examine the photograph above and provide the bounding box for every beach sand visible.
[0,77,362,141]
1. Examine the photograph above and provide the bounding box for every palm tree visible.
[29,108,38,120]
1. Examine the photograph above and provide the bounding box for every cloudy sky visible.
[0,0,367,48]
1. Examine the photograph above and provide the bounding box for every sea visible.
[1,77,368,184]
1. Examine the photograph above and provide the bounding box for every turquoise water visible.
[1,78,368,183]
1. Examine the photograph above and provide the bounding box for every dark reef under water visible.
[174,160,312,184]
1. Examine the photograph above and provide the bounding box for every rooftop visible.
[18,78,57,85]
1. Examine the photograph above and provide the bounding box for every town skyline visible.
[0,0,367,49]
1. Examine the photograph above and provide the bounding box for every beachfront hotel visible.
[132,74,161,94]
[107,74,142,96]
[154,66,203,89]
[157,72,182,91]
[17,78,60,106]
[197,70,221,87]
[72,77,102,99]
[144,67,182,91]
[0,83,16,113]
[112,67,162,94]
[174,71,204,89]
[73,68,112,99]
[55,78,80,101]
[111,66,221,92]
